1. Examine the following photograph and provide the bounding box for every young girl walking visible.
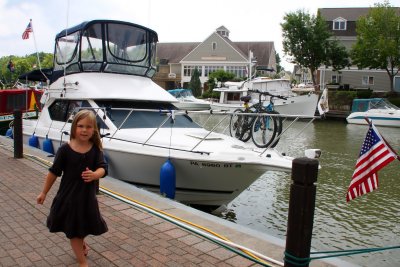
[37,109,108,267]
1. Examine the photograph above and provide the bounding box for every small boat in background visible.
[0,87,42,135]
[346,98,400,127]
[210,78,319,116]
[168,88,210,110]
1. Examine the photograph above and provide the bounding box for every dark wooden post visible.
[284,157,319,267]
[13,110,23,158]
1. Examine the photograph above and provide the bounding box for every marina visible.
[2,6,399,266]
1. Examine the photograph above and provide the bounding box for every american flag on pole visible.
[22,19,33,40]
[346,122,399,202]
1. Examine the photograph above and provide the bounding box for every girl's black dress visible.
[47,143,108,239]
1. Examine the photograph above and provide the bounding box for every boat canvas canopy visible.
[52,20,159,81]
[351,98,399,112]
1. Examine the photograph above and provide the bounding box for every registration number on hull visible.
[190,161,241,168]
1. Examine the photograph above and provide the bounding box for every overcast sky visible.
[0,0,394,70]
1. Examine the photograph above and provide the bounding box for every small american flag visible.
[22,19,33,40]
[346,122,398,202]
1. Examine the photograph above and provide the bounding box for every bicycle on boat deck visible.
[229,90,286,148]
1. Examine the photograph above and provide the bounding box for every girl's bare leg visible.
[83,240,89,256]
[70,238,88,267]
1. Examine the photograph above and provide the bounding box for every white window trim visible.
[362,76,374,86]
[333,17,347,31]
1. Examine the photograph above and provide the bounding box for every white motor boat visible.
[168,89,210,111]
[22,20,305,208]
[210,78,319,117]
[346,98,400,127]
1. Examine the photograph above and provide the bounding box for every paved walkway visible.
[0,141,269,267]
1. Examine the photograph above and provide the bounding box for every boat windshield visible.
[53,20,158,79]
[370,99,400,110]
[95,100,201,129]
[168,89,194,98]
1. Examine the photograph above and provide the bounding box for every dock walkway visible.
[0,136,350,267]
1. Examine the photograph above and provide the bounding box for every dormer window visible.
[212,42,217,50]
[333,17,347,30]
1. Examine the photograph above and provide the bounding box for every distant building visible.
[318,7,400,92]
[153,26,277,90]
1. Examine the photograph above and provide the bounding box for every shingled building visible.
[153,26,277,91]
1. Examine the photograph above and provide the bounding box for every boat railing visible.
[185,109,319,156]
[60,106,319,156]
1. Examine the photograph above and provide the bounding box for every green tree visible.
[188,68,202,97]
[207,69,235,90]
[1,53,53,88]
[351,1,400,92]
[281,10,349,89]
[275,52,284,74]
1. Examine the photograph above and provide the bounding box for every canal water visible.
[205,118,400,267]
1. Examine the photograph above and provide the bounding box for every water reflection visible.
[208,118,400,267]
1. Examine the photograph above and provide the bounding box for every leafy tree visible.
[188,68,202,97]
[207,69,235,90]
[281,10,349,90]
[351,1,400,92]
[275,52,284,74]
[0,53,53,88]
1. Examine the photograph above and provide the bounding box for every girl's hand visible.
[82,167,97,183]
[37,192,46,204]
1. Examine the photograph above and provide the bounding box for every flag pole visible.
[364,116,372,126]
[364,116,400,161]
[30,19,49,83]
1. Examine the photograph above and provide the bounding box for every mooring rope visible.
[284,245,400,266]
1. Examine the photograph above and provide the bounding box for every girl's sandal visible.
[83,241,89,257]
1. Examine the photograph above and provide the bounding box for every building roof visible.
[157,40,275,66]
[318,8,370,21]
[157,42,200,63]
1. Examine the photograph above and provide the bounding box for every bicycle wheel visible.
[251,111,277,148]
[240,112,252,142]
[269,110,282,148]
[229,109,244,139]
[229,109,251,142]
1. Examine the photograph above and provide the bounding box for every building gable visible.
[181,32,248,63]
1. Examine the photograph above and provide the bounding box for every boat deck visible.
[0,136,354,267]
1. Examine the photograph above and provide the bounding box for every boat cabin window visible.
[4,93,27,113]
[227,92,241,101]
[95,100,201,129]
[48,100,109,129]
[55,31,80,71]
[81,23,103,72]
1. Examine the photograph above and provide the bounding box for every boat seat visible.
[240,96,251,103]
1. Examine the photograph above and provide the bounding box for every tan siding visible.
[183,33,246,62]
[170,65,181,75]
[325,70,391,91]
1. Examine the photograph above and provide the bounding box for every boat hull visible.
[346,111,400,127]
[22,124,291,207]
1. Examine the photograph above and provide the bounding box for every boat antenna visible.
[63,0,71,88]
[168,110,175,158]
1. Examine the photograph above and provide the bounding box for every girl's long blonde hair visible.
[70,109,103,150]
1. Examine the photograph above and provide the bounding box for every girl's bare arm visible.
[81,167,105,183]
[37,172,57,204]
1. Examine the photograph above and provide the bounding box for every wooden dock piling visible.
[13,110,23,159]
[284,157,319,267]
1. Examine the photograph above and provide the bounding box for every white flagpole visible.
[30,19,49,82]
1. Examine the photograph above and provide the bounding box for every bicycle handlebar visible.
[248,89,288,100]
